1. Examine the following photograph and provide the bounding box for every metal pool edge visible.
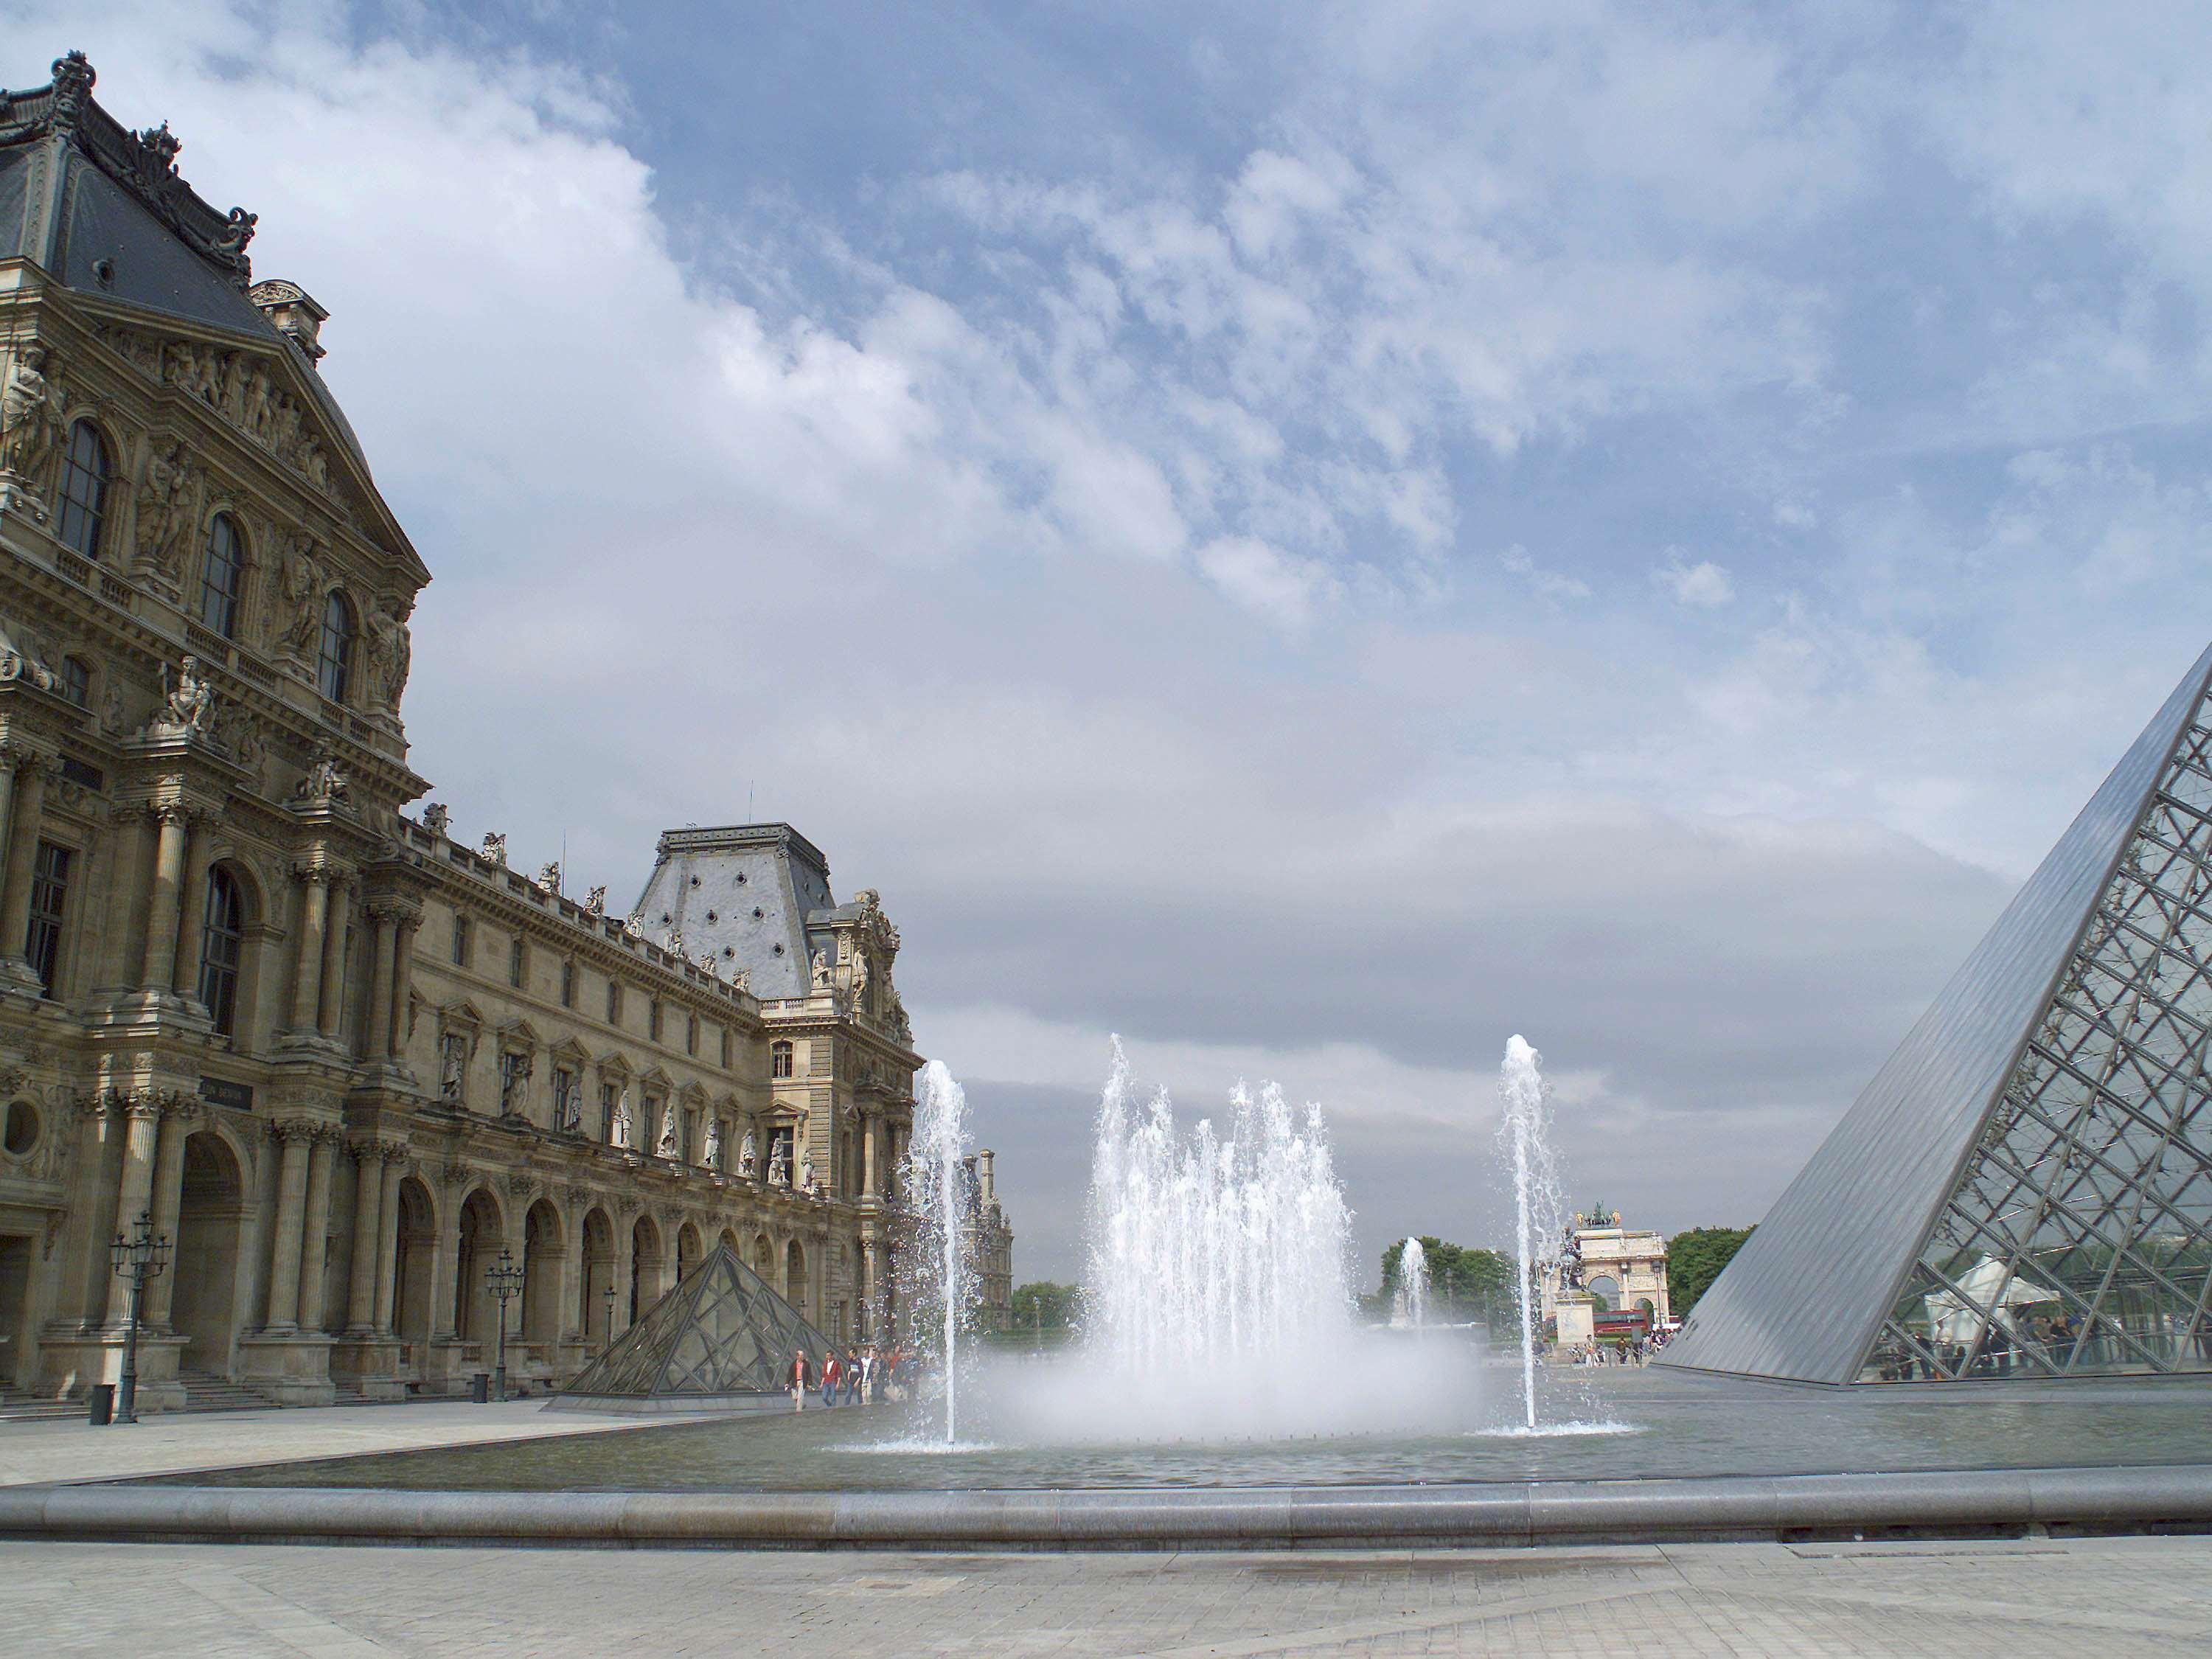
[2,1464,2210,1550]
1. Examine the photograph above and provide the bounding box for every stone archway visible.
[454,1187,504,1344]
[522,1199,562,1343]
[394,1176,436,1363]
[751,1232,773,1281]
[785,1239,807,1317]
[676,1222,702,1284]
[170,1130,247,1377]
[580,1207,614,1349]
[630,1214,662,1324]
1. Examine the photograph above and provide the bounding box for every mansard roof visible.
[0,52,427,586]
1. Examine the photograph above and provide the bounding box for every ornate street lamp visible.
[602,1283,616,1358]
[107,1209,170,1426]
[486,1248,526,1402]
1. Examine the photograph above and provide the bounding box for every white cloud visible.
[1501,545,1592,602]
[1657,554,1736,608]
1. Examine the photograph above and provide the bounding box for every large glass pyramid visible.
[555,1241,834,1409]
[1661,641,2212,1385]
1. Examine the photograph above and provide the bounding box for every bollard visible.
[470,1371,490,1404]
[86,1384,113,1427]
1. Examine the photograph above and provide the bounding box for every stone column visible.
[103,1096,164,1326]
[144,1100,198,1329]
[431,1189,461,1340]
[97,810,153,990]
[862,1110,878,1198]
[388,916,420,1060]
[372,1150,404,1336]
[287,869,330,1032]
[344,1141,383,1333]
[136,806,190,991]
[317,877,351,1040]
[0,755,48,963]
[170,815,215,999]
[366,908,397,1060]
[296,1130,338,1332]
[262,1120,314,1332]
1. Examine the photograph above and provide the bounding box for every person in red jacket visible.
[789,1349,811,1411]
[819,1348,841,1408]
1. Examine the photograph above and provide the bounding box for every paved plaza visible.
[4,1533,2211,1655]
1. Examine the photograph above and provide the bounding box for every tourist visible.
[821,1348,841,1408]
[789,1348,811,1411]
[843,1346,863,1405]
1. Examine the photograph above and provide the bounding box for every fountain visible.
[1397,1237,1430,1333]
[1496,1034,1565,1430]
[901,1059,973,1446]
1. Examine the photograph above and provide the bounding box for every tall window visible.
[451,913,470,967]
[316,589,356,703]
[197,866,244,1036]
[24,841,69,996]
[681,1107,697,1163]
[552,1066,579,1133]
[686,1012,698,1056]
[560,960,576,1008]
[199,512,245,639]
[771,1039,793,1079]
[650,999,664,1043]
[720,1028,731,1069]
[56,421,111,560]
[605,980,622,1025]
[599,1080,618,1143]
[60,656,89,709]
[507,935,526,988]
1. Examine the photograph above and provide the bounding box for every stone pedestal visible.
[326,1336,406,1401]
[1553,1291,1595,1353]
[35,1330,187,1413]
[235,1332,337,1406]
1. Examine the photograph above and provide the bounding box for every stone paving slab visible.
[0,1401,672,1489]
[2,1534,2209,1655]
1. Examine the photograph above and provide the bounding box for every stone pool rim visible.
[5,1464,2212,1550]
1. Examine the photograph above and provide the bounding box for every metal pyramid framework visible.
[1661,641,2212,1385]
[553,1241,832,1411]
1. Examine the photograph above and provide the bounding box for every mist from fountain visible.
[1497,1034,1565,1430]
[901,1059,974,1446]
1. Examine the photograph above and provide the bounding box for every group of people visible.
[1564,1329,1669,1366]
[786,1346,914,1410]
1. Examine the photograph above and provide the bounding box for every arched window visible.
[199,512,244,639]
[771,1040,793,1079]
[56,420,112,559]
[198,866,246,1037]
[316,589,355,703]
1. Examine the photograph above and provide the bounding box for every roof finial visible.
[49,52,93,130]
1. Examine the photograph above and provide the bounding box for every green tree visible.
[1377,1237,1517,1326]
[1666,1225,1756,1316]
[1010,1281,1078,1331]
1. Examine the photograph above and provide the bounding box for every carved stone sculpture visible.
[612,1088,634,1150]
[663,926,684,959]
[296,752,347,804]
[740,1130,757,1178]
[0,614,57,690]
[364,594,411,713]
[768,1140,787,1189]
[159,654,215,733]
[0,344,57,506]
[535,860,560,895]
[583,885,606,916]
[703,1116,723,1169]
[421,801,449,837]
[274,537,323,663]
[133,440,192,594]
[810,950,831,991]
[655,1105,679,1161]
[622,912,644,941]
[439,1034,466,1104]
[799,1153,815,1197]
[480,832,507,867]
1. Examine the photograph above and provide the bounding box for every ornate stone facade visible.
[0,55,922,1409]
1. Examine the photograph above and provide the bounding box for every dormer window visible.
[316,589,355,703]
[57,420,111,560]
[200,512,244,639]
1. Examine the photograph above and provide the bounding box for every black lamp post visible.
[108,1209,170,1426]
[486,1248,525,1402]
[602,1283,616,1358]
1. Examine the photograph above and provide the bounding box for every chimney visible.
[977,1148,995,1206]
[248,279,329,365]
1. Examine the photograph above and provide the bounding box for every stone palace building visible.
[0,53,1010,1409]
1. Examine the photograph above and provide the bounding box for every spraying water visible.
[1496,1035,1566,1430]
[1397,1237,1430,1333]
[1083,1037,1352,1379]
[904,1060,973,1445]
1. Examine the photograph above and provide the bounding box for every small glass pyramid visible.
[561,1240,835,1402]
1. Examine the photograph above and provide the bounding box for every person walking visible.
[843,1346,863,1405]
[789,1348,811,1411]
[820,1348,840,1409]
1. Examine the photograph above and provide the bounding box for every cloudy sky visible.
[24,1,2212,1282]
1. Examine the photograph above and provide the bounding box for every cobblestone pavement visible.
[3,1534,2208,1656]
[0,1402,662,1489]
